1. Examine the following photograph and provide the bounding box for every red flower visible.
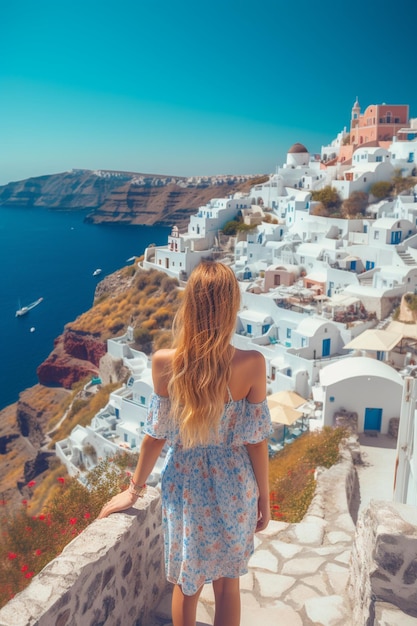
[27,480,36,488]
[22,499,28,506]
[57,477,65,484]
[25,527,32,533]
[69,518,77,525]
[21,565,29,572]
[7,552,17,560]
[0,499,6,505]
[25,572,34,579]
[35,549,42,556]
[84,513,91,520]
[38,514,46,521]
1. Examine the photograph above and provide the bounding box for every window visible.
[329,396,335,402]
[374,231,379,240]
[140,395,146,405]
[376,156,382,162]
[286,328,292,339]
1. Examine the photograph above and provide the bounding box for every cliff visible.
[36,331,104,389]
[0,386,70,508]
[0,169,265,228]
[0,266,182,508]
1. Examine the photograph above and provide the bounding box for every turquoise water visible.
[0,206,169,410]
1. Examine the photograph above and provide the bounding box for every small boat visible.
[126,256,136,263]
[16,297,43,317]
[30,327,36,333]
[92,268,102,277]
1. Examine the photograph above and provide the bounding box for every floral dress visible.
[145,391,272,595]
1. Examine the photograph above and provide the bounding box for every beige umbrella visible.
[267,390,307,409]
[267,398,303,425]
[343,329,402,352]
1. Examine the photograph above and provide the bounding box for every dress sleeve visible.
[242,399,273,444]
[144,393,174,440]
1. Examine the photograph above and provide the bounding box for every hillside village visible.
[56,99,417,509]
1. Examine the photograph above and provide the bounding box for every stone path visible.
[152,434,399,626]
[153,516,354,626]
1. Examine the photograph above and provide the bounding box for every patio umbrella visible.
[266,398,303,425]
[343,329,402,352]
[267,390,307,409]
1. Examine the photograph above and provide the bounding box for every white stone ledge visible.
[0,487,168,626]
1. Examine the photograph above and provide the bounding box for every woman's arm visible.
[245,439,271,531]
[98,435,166,518]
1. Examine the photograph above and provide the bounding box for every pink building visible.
[350,98,409,147]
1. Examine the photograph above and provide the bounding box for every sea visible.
[0,205,170,411]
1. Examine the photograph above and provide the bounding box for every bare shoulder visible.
[152,348,175,367]
[231,348,266,402]
[233,348,265,371]
[152,349,175,394]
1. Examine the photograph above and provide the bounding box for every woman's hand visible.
[255,494,271,532]
[97,490,139,519]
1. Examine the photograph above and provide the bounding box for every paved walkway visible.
[153,433,398,626]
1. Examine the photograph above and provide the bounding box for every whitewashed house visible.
[143,196,251,279]
[389,136,417,176]
[333,147,394,200]
[370,217,415,247]
[317,356,403,433]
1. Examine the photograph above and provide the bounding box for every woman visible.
[99,261,271,626]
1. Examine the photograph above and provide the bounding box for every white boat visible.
[93,268,102,277]
[126,256,136,263]
[16,297,43,317]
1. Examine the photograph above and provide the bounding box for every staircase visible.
[397,249,417,266]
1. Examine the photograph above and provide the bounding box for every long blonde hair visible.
[168,261,241,447]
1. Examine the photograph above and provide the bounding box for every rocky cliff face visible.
[85,179,255,228]
[0,386,69,508]
[0,170,130,209]
[0,169,263,228]
[37,329,106,389]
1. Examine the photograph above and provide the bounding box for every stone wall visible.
[348,501,417,625]
[0,487,168,626]
[1,443,417,626]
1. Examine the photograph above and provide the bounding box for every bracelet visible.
[128,479,147,498]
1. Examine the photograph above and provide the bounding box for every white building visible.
[332,147,394,200]
[143,196,251,279]
[317,357,403,433]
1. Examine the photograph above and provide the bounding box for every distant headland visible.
[0,169,266,229]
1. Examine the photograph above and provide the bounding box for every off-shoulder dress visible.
[145,391,272,595]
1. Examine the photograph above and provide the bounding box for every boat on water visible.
[126,256,136,263]
[16,297,43,317]
[93,268,102,276]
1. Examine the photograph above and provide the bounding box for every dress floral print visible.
[145,392,272,595]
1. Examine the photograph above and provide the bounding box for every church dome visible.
[288,143,308,154]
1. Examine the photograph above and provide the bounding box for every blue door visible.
[322,338,331,357]
[350,260,357,270]
[391,231,401,244]
[364,408,382,431]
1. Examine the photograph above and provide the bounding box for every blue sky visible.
[1,0,416,185]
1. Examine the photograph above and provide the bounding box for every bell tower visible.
[350,97,361,146]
